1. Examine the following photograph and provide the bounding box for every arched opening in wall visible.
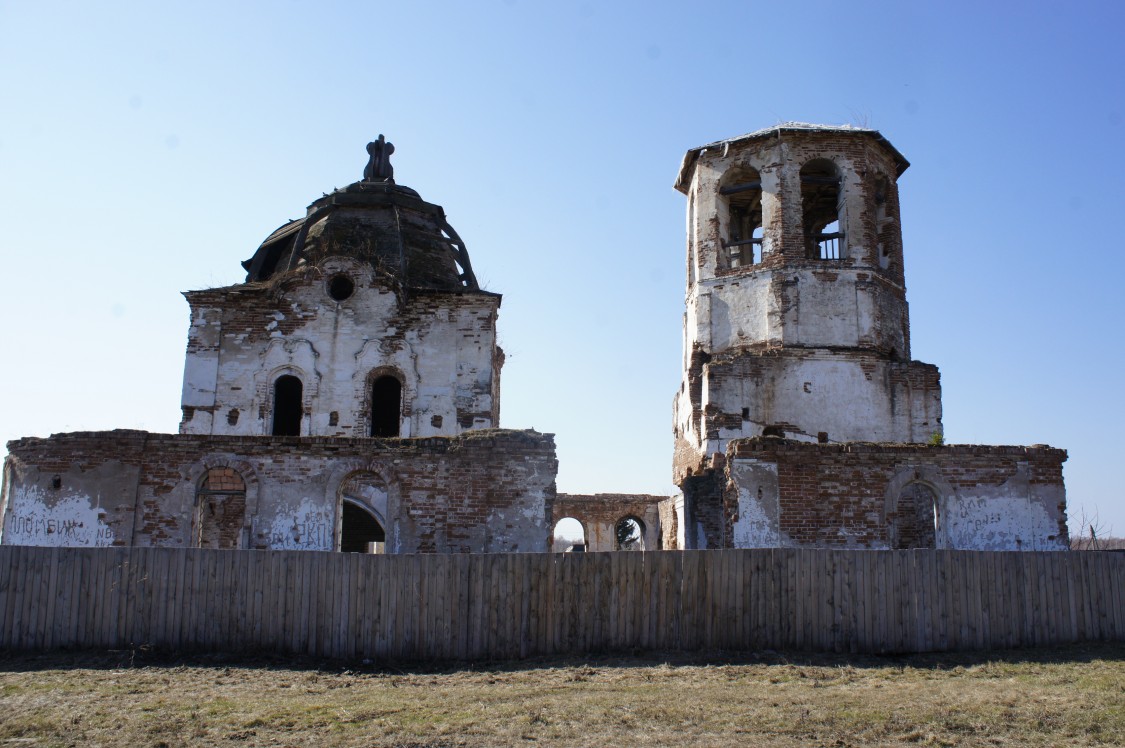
[801,159,843,260]
[873,173,894,270]
[370,375,402,437]
[720,166,763,268]
[615,516,645,551]
[271,375,303,436]
[196,468,247,549]
[893,481,938,549]
[687,189,697,285]
[552,517,586,552]
[339,472,389,553]
[340,500,386,553]
[873,174,889,222]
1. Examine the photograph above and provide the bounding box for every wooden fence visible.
[1,546,1122,660]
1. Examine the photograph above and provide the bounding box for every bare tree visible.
[1070,507,1124,550]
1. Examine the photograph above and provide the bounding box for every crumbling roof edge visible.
[674,122,910,193]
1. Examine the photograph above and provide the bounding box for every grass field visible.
[1,643,1122,747]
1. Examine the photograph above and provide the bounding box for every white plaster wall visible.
[180,305,222,433]
[265,497,335,551]
[942,464,1068,551]
[2,490,115,547]
[674,493,686,550]
[702,354,940,456]
[180,257,499,438]
[692,270,907,354]
[730,459,781,547]
[703,277,773,349]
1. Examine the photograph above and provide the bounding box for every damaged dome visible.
[242,136,479,292]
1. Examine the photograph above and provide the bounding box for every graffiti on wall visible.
[266,499,333,550]
[3,491,114,547]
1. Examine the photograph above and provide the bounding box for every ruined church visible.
[0,124,1070,553]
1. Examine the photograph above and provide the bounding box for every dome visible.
[242,137,480,292]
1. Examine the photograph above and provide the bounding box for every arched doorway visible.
[615,516,645,551]
[338,472,389,553]
[340,501,385,553]
[552,517,586,552]
[893,481,939,549]
[196,467,247,549]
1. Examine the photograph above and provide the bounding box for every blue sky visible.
[2,0,1123,535]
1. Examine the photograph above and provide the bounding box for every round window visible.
[327,274,355,301]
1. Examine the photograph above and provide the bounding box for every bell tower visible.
[673,124,942,482]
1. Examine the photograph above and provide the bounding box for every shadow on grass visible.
[1,640,1122,676]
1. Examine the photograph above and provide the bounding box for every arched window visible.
[196,468,247,549]
[271,375,303,436]
[552,517,586,553]
[801,159,843,260]
[340,501,386,553]
[720,166,763,268]
[339,472,388,553]
[893,481,938,549]
[370,375,402,437]
[872,173,896,270]
[615,516,646,551]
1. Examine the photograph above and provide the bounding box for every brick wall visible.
[700,438,1070,551]
[553,493,666,551]
[2,429,557,554]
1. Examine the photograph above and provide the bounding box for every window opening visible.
[196,468,247,550]
[720,168,763,268]
[340,500,385,553]
[339,473,388,552]
[552,517,586,552]
[327,274,355,301]
[874,174,889,222]
[801,159,844,260]
[271,375,303,436]
[370,375,402,437]
[615,516,645,551]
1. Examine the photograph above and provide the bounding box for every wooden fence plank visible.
[29,547,51,649]
[0,547,20,648]
[17,547,39,649]
[19,547,39,650]
[1111,554,1125,639]
[1094,552,1112,640]
[9,547,31,649]
[0,547,13,648]
[68,549,87,648]
[1093,553,1111,639]
[683,551,701,651]
[977,551,992,650]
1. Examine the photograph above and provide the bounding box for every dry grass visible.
[0,644,1122,747]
